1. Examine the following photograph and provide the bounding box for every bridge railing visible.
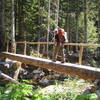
[9,41,100,65]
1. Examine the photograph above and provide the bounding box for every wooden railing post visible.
[37,43,40,56]
[24,41,27,55]
[79,46,84,65]
[15,43,17,54]
[11,41,16,54]
[6,41,9,52]
[14,42,16,53]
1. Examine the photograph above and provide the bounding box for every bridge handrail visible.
[10,41,100,65]
[16,41,100,47]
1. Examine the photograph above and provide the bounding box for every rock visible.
[32,68,43,74]
[96,89,100,99]
[39,78,49,85]
[94,79,100,89]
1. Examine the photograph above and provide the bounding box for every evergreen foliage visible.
[0,0,99,43]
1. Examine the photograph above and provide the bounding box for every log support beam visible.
[0,52,100,80]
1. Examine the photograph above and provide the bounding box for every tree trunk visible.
[0,0,5,52]
[55,0,59,26]
[47,0,51,55]
[75,0,79,51]
[75,12,79,52]
[97,1,100,57]
[83,0,88,58]
[64,13,69,52]
[17,0,25,54]
[69,13,72,51]
[11,0,16,53]
[18,0,24,38]
[84,0,87,43]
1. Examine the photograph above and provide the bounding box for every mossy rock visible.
[12,61,22,68]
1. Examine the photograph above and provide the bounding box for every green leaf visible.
[75,93,98,100]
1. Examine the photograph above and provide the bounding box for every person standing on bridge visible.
[52,26,68,63]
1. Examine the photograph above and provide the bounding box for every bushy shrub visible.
[0,83,33,100]
[0,79,95,100]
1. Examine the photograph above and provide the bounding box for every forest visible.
[0,0,100,100]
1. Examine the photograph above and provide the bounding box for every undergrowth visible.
[0,79,98,100]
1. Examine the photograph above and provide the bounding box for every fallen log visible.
[0,59,22,80]
[0,52,100,80]
[0,71,19,84]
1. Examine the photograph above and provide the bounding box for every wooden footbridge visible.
[0,52,100,81]
[1,42,100,81]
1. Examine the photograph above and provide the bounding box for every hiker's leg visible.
[52,42,60,61]
[60,43,65,63]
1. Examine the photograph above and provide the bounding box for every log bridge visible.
[0,52,100,81]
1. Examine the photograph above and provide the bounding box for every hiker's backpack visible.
[58,28,64,35]
[58,28,65,42]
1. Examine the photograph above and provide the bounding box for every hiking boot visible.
[61,61,65,63]
[52,59,56,62]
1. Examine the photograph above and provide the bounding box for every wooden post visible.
[24,41,27,55]
[11,41,16,54]
[37,43,40,56]
[15,43,17,54]
[79,46,84,64]
[14,42,16,54]
[6,41,9,52]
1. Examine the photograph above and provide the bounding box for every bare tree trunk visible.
[64,13,69,52]
[18,0,24,38]
[83,0,88,58]
[17,0,25,54]
[69,13,71,51]
[11,0,16,53]
[55,0,59,26]
[75,12,79,52]
[67,0,70,52]
[97,1,100,57]
[47,0,51,55]
[37,0,41,55]
[0,0,5,52]
[75,0,79,51]
[84,0,87,43]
